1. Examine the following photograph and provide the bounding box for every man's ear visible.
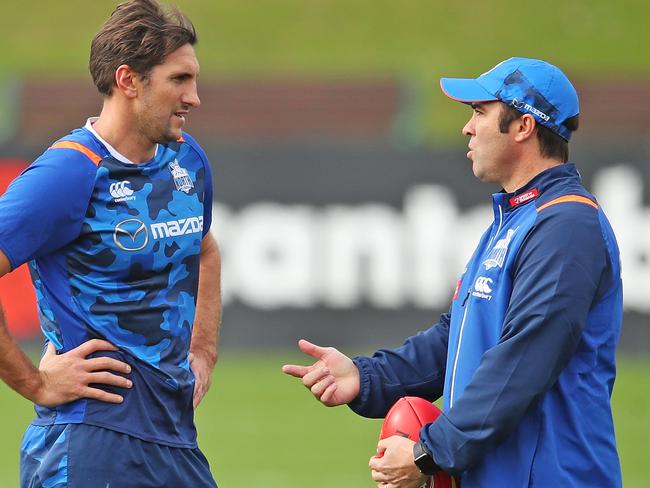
[114,64,139,99]
[513,114,537,142]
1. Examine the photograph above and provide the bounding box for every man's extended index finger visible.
[297,339,328,360]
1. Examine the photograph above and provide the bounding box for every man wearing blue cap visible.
[283,57,622,487]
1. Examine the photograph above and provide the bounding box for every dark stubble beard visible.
[136,92,178,145]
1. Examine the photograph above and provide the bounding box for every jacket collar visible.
[492,163,581,211]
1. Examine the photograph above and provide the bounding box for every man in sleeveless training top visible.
[0,1,221,486]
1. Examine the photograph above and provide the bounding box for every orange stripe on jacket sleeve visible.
[537,195,599,212]
[49,141,102,166]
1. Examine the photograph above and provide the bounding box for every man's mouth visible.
[174,111,188,123]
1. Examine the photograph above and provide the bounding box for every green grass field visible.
[2,1,649,142]
[0,351,648,486]
[4,1,650,77]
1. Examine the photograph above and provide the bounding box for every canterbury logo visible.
[474,276,493,294]
[110,181,136,201]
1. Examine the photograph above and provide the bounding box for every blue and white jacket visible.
[350,164,622,487]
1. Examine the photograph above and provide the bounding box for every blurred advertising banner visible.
[214,154,649,312]
[0,161,39,339]
[2,78,649,349]
[206,142,650,350]
[1,144,648,351]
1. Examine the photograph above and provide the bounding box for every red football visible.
[380,397,458,488]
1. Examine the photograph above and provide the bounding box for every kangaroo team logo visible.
[169,160,194,194]
[483,227,518,270]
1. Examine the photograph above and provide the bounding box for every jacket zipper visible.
[450,295,471,409]
[449,204,503,408]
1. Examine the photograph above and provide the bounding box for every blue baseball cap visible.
[440,57,579,141]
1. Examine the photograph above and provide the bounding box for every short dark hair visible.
[498,103,579,163]
[89,0,197,96]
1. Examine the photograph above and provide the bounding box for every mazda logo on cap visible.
[511,98,524,109]
[113,218,148,251]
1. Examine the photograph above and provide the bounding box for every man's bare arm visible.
[189,232,221,408]
[0,252,132,406]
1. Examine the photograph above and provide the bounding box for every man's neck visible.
[92,104,157,163]
[501,157,563,193]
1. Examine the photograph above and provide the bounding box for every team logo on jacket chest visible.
[169,159,194,194]
[483,227,518,270]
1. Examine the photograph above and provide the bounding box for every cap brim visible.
[440,78,497,103]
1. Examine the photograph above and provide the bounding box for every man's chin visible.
[156,130,183,144]
[471,161,483,179]
[472,166,493,184]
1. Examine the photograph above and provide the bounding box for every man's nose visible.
[462,117,474,136]
[185,83,200,108]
